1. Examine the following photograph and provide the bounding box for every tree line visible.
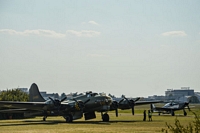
[0,89,29,101]
[0,89,29,119]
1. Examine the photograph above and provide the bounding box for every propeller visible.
[121,96,140,115]
[73,99,90,111]
[110,101,119,117]
[60,97,67,102]
[48,96,67,114]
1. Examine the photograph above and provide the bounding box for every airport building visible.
[165,87,194,101]
[147,87,199,103]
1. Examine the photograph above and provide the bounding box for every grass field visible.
[0,104,199,133]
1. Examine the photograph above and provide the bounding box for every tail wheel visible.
[64,114,73,123]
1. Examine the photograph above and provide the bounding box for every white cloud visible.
[0,29,21,35]
[0,29,66,38]
[66,30,101,37]
[0,29,101,38]
[88,21,99,26]
[161,31,187,37]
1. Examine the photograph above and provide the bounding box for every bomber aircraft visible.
[0,83,113,122]
[109,94,163,117]
[66,91,112,122]
[150,101,190,116]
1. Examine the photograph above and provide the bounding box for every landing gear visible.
[171,110,175,116]
[102,113,109,122]
[43,115,47,121]
[43,111,48,121]
[183,110,187,116]
[64,114,73,123]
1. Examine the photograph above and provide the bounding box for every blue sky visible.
[0,0,200,97]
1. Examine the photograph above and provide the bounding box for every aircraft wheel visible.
[184,111,187,116]
[64,114,73,123]
[171,111,175,116]
[102,113,109,122]
[43,116,47,121]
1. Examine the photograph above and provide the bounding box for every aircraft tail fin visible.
[150,104,156,112]
[29,83,45,102]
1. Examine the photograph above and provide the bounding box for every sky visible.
[0,0,200,97]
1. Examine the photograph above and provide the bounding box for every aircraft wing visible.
[0,108,30,113]
[151,105,181,112]
[153,107,181,112]
[135,100,163,106]
[0,100,82,113]
[152,107,167,111]
[0,101,46,111]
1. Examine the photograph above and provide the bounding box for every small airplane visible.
[0,83,113,122]
[109,94,163,117]
[150,101,191,116]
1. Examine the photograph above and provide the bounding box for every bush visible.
[161,112,200,133]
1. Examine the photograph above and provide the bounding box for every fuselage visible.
[67,92,112,112]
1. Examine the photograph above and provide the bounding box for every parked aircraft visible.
[30,84,113,122]
[65,91,113,122]
[150,101,190,116]
[0,83,113,122]
[109,94,163,117]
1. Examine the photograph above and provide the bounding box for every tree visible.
[0,89,29,101]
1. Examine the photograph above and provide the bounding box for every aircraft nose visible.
[105,96,112,105]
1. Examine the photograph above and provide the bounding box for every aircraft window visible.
[87,94,91,98]
[99,93,106,96]
[91,93,98,97]
[164,103,170,107]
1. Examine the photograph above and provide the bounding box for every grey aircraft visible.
[109,95,163,117]
[150,101,190,116]
[0,83,113,122]
[0,83,89,122]
[66,91,113,122]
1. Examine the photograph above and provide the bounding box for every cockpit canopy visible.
[86,91,98,97]
[164,102,177,107]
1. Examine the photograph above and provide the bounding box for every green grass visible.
[0,104,199,133]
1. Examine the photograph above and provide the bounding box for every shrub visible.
[161,112,200,133]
